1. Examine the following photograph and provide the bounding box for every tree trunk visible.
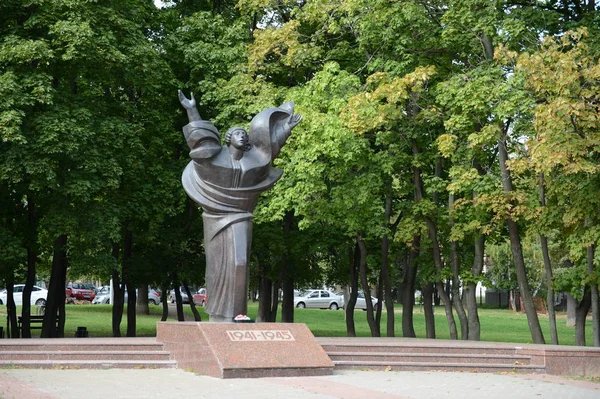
[137,284,150,315]
[402,236,420,338]
[21,246,36,338]
[465,234,485,340]
[123,229,136,337]
[42,234,68,338]
[412,138,457,339]
[464,156,488,341]
[173,288,185,321]
[357,234,379,337]
[434,280,457,339]
[160,284,169,321]
[126,280,137,337]
[575,289,591,346]
[281,277,294,323]
[396,256,404,305]
[422,282,436,339]
[449,194,468,340]
[375,272,383,332]
[566,293,577,327]
[6,280,19,338]
[450,242,468,340]
[281,211,295,323]
[172,275,185,321]
[345,243,359,337]
[111,242,124,337]
[539,173,559,345]
[269,280,281,322]
[111,269,124,336]
[588,243,599,346]
[21,194,37,338]
[427,218,458,340]
[381,188,395,337]
[531,221,553,343]
[498,133,545,344]
[183,282,201,321]
[257,272,273,322]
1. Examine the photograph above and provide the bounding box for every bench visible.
[17,315,46,333]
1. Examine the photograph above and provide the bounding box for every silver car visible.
[355,290,379,310]
[169,287,191,304]
[293,289,343,310]
[92,287,161,305]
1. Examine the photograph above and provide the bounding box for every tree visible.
[515,27,600,346]
[1,0,179,337]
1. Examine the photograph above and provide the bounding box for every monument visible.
[154,92,333,378]
[178,90,301,322]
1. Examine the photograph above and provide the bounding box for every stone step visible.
[0,350,172,361]
[327,351,533,365]
[0,359,177,369]
[0,344,165,352]
[322,344,519,356]
[332,360,546,373]
[0,338,174,370]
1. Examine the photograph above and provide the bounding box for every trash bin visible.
[75,326,88,337]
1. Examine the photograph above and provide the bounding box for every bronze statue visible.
[179,90,301,322]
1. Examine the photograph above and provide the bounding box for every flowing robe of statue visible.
[180,95,300,322]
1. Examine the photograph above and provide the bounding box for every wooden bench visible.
[17,315,46,333]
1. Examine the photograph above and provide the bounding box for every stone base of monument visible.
[156,322,334,378]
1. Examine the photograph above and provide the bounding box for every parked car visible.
[66,282,96,301]
[147,288,162,305]
[95,285,110,295]
[355,291,379,310]
[192,288,208,306]
[92,287,161,305]
[0,284,48,306]
[293,289,343,310]
[92,291,109,304]
[170,287,192,304]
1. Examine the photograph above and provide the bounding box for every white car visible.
[170,287,191,304]
[0,284,48,306]
[92,287,161,305]
[294,289,343,310]
[355,291,379,310]
[92,292,110,304]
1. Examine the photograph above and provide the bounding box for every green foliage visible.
[2,0,599,342]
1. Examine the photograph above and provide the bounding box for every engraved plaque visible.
[227,330,295,341]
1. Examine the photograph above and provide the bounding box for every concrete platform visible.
[2,335,600,376]
[1,368,599,399]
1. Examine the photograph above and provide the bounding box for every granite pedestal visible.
[156,322,333,378]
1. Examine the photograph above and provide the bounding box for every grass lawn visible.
[2,303,594,346]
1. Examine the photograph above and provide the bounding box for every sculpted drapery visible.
[179,91,301,322]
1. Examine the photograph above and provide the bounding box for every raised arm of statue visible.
[178,90,202,122]
[249,101,301,160]
[179,90,221,159]
[276,112,301,146]
[270,106,301,159]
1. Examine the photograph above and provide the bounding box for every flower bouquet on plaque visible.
[233,314,255,323]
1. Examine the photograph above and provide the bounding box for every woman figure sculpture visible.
[178,90,301,322]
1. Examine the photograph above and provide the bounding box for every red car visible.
[66,282,96,301]
[192,288,208,306]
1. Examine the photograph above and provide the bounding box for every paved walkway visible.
[0,368,599,399]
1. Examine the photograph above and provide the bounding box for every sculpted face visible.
[229,129,248,150]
